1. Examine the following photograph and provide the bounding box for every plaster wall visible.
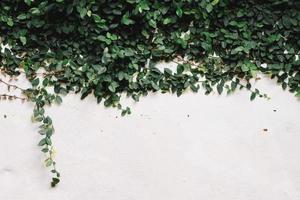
[0,74,300,200]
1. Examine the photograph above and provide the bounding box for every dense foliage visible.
[0,0,299,187]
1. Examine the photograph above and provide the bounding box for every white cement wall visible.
[0,75,300,200]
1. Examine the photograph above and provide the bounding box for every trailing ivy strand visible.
[0,0,299,187]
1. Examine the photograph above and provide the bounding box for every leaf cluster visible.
[0,0,299,186]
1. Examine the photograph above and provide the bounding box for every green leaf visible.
[217,84,223,94]
[93,14,102,23]
[138,1,150,13]
[164,68,173,75]
[149,19,157,28]
[211,0,219,6]
[177,64,184,74]
[51,178,60,187]
[45,158,53,167]
[231,46,244,54]
[55,96,62,104]
[31,78,40,87]
[7,18,14,26]
[38,138,47,146]
[296,90,300,97]
[206,4,213,13]
[121,12,135,25]
[250,92,256,101]
[163,18,172,25]
[87,10,92,17]
[241,64,249,72]
[282,82,287,90]
[79,7,87,18]
[30,8,41,15]
[121,107,131,116]
[176,8,183,17]
[24,0,32,6]
[17,14,27,20]
[20,36,27,45]
[108,82,119,92]
[231,81,237,91]
[41,148,49,153]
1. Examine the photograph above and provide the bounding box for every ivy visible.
[0,0,299,187]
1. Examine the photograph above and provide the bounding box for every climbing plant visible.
[0,0,299,187]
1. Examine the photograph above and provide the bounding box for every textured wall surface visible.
[0,75,300,200]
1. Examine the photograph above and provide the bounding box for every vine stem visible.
[1,67,63,77]
[0,94,28,101]
[172,57,205,67]
[0,78,26,92]
[24,70,64,77]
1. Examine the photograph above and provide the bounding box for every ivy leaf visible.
[31,78,40,87]
[108,82,119,92]
[296,90,300,97]
[176,8,183,17]
[163,18,172,25]
[79,7,87,18]
[231,46,244,54]
[51,178,60,187]
[41,148,49,153]
[231,81,237,91]
[211,0,219,6]
[250,92,256,101]
[7,18,14,26]
[24,0,32,6]
[149,19,157,28]
[164,68,173,75]
[45,158,53,167]
[17,14,27,20]
[30,8,41,15]
[177,64,184,74]
[138,1,150,13]
[217,84,223,94]
[121,107,131,116]
[206,4,213,13]
[241,64,249,72]
[55,96,62,104]
[20,36,27,45]
[93,14,102,23]
[87,10,92,17]
[38,138,47,146]
[121,12,135,25]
